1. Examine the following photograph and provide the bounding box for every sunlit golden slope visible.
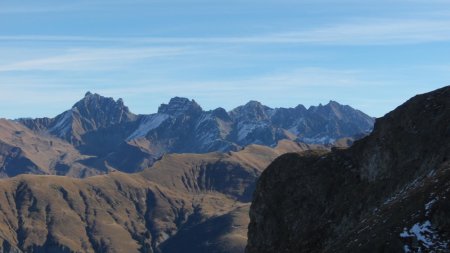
[0,139,323,253]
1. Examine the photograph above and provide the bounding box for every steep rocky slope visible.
[247,86,450,253]
[0,119,99,177]
[113,96,373,153]
[21,92,137,150]
[0,140,315,253]
[9,93,373,177]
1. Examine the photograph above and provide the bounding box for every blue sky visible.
[1,0,449,118]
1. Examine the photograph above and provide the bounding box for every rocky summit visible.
[0,93,375,178]
[246,86,450,253]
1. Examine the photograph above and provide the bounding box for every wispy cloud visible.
[0,0,153,14]
[0,66,445,118]
[0,3,79,13]
[1,0,449,14]
[0,67,378,100]
[84,68,386,105]
[0,47,185,72]
[2,18,450,45]
[289,19,450,45]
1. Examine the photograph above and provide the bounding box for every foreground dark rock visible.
[247,86,450,253]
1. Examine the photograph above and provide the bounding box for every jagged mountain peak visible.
[308,100,343,110]
[40,92,137,145]
[294,104,307,111]
[211,107,231,121]
[71,92,134,123]
[241,100,272,111]
[328,100,339,104]
[327,100,341,106]
[244,100,264,108]
[307,100,367,120]
[230,100,273,121]
[325,100,355,113]
[158,97,203,116]
[75,92,127,110]
[18,94,374,156]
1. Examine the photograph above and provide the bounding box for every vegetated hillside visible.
[8,92,373,178]
[247,86,450,253]
[0,140,319,253]
[0,119,99,177]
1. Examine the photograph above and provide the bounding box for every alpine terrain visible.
[0,92,375,178]
[0,140,318,253]
[0,93,373,253]
[247,86,450,253]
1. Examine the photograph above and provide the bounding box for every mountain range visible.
[1,86,448,253]
[0,92,374,178]
[0,92,375,253]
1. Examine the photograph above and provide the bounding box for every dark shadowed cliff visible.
[247,86,450,253]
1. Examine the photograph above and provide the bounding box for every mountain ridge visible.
[0,139,316,253]
[2,93,374,178]
[18,93,374,146]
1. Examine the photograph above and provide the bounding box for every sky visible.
[1,0,449,119]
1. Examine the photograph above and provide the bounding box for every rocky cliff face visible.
[21,92,137,150]
[131,97,373,155]
[10,93,373,177]
[246,86,450,252]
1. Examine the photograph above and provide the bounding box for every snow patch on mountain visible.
[197,131,218,146]
[195,113,213,128]
[400,220,449,251]
[127,114,169,140]
[425,197,439,216]
[49,111,72,136]
[237,122,265,142]
[300,136,336,144]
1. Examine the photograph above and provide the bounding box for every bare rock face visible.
[246,86,450,253]
[11,93,373,177]
[158,97,203,117]
[21,92,137,147]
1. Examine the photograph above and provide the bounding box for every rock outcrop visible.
[10,93,373,177]
[247,86,450,253]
